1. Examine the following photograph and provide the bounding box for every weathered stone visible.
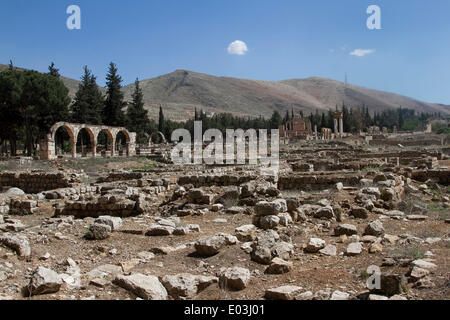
[350,207,369,219]
[305,238,326,253]
[278,212,293,226]
[271,242,294,260]
[250,245,272,265]
[161,274,218,299]
[187,188,205,201]
[211,203,224,212]
[265,258,292,274]
[314,206,334,219]
[194,233,238,256]
[380,188,395,202]
[25,267,62,296]
[87,223,112,240]
[265,285,303,300]
[95,216,122,231]
[259,215,280,230]
[409,267,430,281]
[219,267,251,291]
[255,201,283,216]
[364,220,385,236]
[319,244,337,256]
[345,242,363,256]
[334,224,358,236]
[87,264,123,279]
[330,290,350,300]
[235,224,257,242]
[145,224,175,236]
[0,234,31,257]
[369,243,383,253]
[6,187,25,196]
[113,274,168,300]
[411,259,437,270]
[286,198,299,212]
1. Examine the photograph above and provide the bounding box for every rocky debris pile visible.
[250,230,294,265]
[146,216,200,237]
[43,185,98,200]
[253,199,292,230]
[55,187,152,218]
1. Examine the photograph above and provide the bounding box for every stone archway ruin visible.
[146,131,167,147]
[39,122,137,160]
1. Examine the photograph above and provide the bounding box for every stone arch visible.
[96,129,114,157]
[40,122,137,160]
[115,129,131,156]
[51,122,77,158]
[76,127,96,157]
[147,131,167,147]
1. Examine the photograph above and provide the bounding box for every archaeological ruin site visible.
[2,0,450,311]
[0,118,448,301]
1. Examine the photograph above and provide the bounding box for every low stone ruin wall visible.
[97,172,145,183]
[0,172,73,194]
[177,174,269,187]
[411,170,450,185]
[369,138,442,147]
[278,173,364,190]
[42,185,99,200]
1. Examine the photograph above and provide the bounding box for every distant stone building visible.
[279,115,313,139]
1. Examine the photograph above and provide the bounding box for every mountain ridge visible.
[1,64,449,120]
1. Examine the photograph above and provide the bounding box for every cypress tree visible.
[126,78,151,144]
[72,66,104,125]
[158,105,165,133]
[103,62,126,126]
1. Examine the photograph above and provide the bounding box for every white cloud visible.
[350,49,375,57]
[227,40,248,55]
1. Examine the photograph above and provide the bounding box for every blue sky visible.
[1,0,449,104]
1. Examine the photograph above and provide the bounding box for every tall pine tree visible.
[158,105,165,133]
[126,78,152,144]
[72,66,104,125]
[103,62,125,126]
[48,62,60,78]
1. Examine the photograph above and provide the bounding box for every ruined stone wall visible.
[0,172,73,194]
[369,138,442,147]
[411,170,450,185]
[278,173,364,190]
[177,174,269,187]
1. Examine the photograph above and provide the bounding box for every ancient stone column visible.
[339,117,344,136]
[334,118,339,135]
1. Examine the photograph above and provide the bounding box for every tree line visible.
[0,61,443,156]
[0,62,158,156]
